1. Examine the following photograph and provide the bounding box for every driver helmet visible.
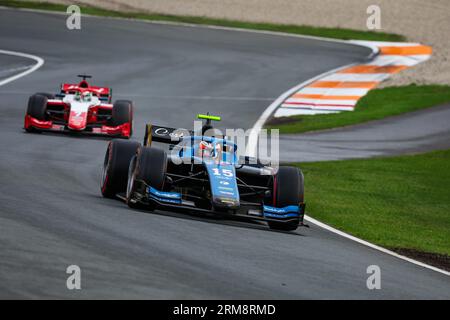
[199,140,213,157]
[81,91,92,102]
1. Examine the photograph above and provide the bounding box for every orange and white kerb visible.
[275,41,432,117]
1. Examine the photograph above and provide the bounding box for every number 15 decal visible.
[212,168,233,177]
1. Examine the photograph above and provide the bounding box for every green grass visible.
[268,85,450,134]
[0,0,405,42]
[297,149,450,255]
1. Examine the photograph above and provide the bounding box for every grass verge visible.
[268,85,450,134]
[297,149,450,261]
[0,0,405,42]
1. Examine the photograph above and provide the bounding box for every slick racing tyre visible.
[111,100,133,137]
[126,147,167,210]
[101,139,141,198]
[25,94,48,133]
[268,166,304,231]
[27,94,48,120]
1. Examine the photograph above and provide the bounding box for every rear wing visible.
[144,124,193,146]
[144,114,221,146]
[60,84,112,102]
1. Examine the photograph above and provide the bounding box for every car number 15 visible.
[212,168,233,177]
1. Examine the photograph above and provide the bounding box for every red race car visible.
[24,75,133,138]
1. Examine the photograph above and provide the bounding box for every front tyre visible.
[25,94,48,133]
[126,146,167,211]
[111,100,133,138]
[126,154,144,209]
[101,139,141,198]
[268,166,304,231]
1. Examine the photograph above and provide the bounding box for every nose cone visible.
[213,197,240,210]
[68,110,87,130]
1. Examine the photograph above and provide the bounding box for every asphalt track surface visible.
[0,8,449,299]
[279,103,450,162]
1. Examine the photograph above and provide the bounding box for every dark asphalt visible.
[279,103,450,162]
[0,8,449,299]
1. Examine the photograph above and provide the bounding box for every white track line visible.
[3,6,447,276]
[245,62,362,157]
[0,49,44,87]
[0,64,35,75]
[306,215,450,276]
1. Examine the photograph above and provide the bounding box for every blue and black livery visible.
[101,114,306,231]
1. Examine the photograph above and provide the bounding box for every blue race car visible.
[100,114,305,231]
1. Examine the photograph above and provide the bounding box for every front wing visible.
[24,114,131,138]
[124,184,306,226]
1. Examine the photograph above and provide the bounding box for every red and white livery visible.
[24,75,133,138]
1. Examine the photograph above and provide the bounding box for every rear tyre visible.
[111,100,133,137]
[267,166,304,231]
[101,139,141,198]
[25,94,48,133]
[126,146,167,211]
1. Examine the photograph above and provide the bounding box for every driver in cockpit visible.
[198,140,213,158]
[198,140,222,162]
[74,91,92,102]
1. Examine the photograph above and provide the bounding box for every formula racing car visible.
[24,75,133,138]
[101,114,305,231]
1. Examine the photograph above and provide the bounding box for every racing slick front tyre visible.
[112,100,133,138]
[126,147,167,211]
[101,139,141,198]
[267,166,304,232]
[25,94,48,133]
